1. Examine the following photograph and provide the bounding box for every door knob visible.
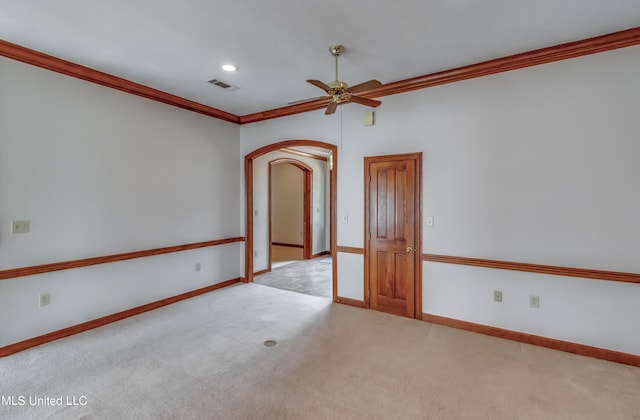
[406,246,414,254]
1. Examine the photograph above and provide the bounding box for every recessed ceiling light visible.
[222,64,237,72]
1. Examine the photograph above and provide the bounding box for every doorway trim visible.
[244,140,338,302]
[269,158,313,267]
[363,152,422,318]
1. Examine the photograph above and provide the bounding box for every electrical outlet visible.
[39,292,50,307]
[12,220,30,234]
[493,290,502,302]
[529,295,540,308]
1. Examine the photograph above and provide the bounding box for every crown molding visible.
[240,27,640,124]
[239,97,331,124]
[0,39,240,124]
[3,27,639,125]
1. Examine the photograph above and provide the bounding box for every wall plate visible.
[12,220,30,234]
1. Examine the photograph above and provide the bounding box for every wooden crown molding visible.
[240,98,330,124]
[3,27,639,125]
[423,254,640,284]
[0,237,245,281]
[368,27,640,99]
[0,39,240,124]
[239,27,640,124]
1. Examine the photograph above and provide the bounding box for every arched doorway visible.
[244,140,337,301]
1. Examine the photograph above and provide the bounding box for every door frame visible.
[269,158,313,266]
[244,140,338,302]
[363,152,422,318]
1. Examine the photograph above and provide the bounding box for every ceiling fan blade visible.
[325,101,338,115]
[307,79,332,93]
[348,79,382,94]
[349,95,381,108]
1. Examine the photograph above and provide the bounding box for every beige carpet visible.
[1,283,639,419]
[255,256,332,298]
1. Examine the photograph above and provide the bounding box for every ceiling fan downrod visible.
[329,45,344,82]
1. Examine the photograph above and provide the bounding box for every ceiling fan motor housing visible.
[328,81,349,89]
[329,45,345,56]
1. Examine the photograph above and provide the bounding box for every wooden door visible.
[365,153,421,318]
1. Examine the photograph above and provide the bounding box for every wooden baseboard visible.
[271,242,304,248]
[311,251,331,259]
[336,246,364,255]
[0,278,241,357]
[422,313,640,367]
[336,296,366,308]
[253,268,270,276]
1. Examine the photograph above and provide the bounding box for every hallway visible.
[254,245,332,298]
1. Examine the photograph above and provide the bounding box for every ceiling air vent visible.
[207,78,239,91]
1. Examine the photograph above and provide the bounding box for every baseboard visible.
[336,296,366,308]
[253,268,270,276]
[336,246,364,255]
[0,278,241,357]
[311,251,331,259]
[271,242,303,248]
[422,313,640,367]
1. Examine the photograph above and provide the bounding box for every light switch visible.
[363,111,375,126]
[426,216,434,227]
[342,214,349,224]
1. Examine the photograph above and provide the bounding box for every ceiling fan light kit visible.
[306,45,382,115]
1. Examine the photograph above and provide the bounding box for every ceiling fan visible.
[305,45,382,115]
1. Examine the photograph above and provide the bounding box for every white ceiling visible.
[1,1,639,116]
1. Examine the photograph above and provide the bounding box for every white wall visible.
[240,45,640,355]
[0,57,242,346]
[3,42,639,355]
[271,163,303,245]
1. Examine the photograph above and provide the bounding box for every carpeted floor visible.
[1,283,639,419]
[270,245,303,269]
[255,256,332,298]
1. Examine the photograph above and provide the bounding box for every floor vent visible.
[263,340,277,347]
[207,78,239,91]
